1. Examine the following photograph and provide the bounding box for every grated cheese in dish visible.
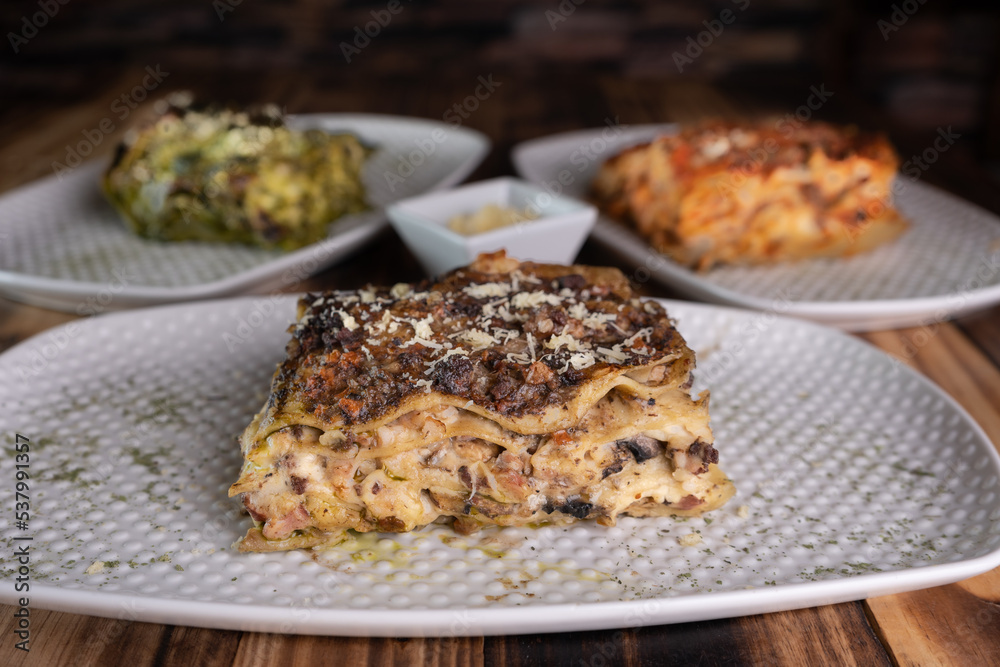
[447,204,539,236]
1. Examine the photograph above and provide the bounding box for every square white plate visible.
[0,114,490,312]
[512,125,1000,331]
[1,296,998,636]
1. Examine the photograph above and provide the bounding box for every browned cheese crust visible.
[230,252,734,551]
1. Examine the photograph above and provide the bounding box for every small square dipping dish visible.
[386,177,597,275]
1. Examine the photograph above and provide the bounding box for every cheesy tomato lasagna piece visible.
[591,120,908,270]
[230,253,733,551]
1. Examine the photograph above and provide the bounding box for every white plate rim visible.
[21,548,1000,637]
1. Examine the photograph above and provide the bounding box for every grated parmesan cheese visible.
[678,533,702,547]
[85,560,107,575]
[463,282,512,298]
[331,309,358,331]
[581,312,617,330]
[372,310,393,331]
[506,351,531,365]
[457,329,499,351]
[623,327,653,348]
[405,336,443,350]
[568,302,588,320]
[597,345,628,363]
[568,352,596,370]
[510,291,562,309]
[545,333,587,353]
[412,315,434,339]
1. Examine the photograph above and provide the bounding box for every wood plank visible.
[232,633,483,667]
[486,605,891,667]
[631,620,745,667]
[956,303,1000,370]
[0,67,156,192]
[957,569,1000,603]
[866,585,1000,667]
[486,627,641,666]
[155,625,243,666]
[598,76,659,123]
[656,80,743,123]
[736,603,892,666]
[598,78,742,124]
[0,299,77,352]
[0,605,166,666]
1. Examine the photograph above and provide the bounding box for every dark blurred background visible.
[2,0,999,207]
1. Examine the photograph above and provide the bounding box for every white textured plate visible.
[0,114,489,313]
[512,125,1000,331]
[1,297,999,637]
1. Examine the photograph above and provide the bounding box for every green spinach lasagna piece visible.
[103,92,370,250]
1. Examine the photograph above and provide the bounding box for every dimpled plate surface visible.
[0,297,999,637]
[0,114,489,312]
[512,125,1000,332]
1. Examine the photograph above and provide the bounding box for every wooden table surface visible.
[1,70,999,667]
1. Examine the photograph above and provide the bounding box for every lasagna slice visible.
[591,120,908,270]
[103,92,370,250]
[229,252,733,552]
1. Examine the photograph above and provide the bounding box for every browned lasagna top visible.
[652,119,894,174]
[257,253,691,437]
